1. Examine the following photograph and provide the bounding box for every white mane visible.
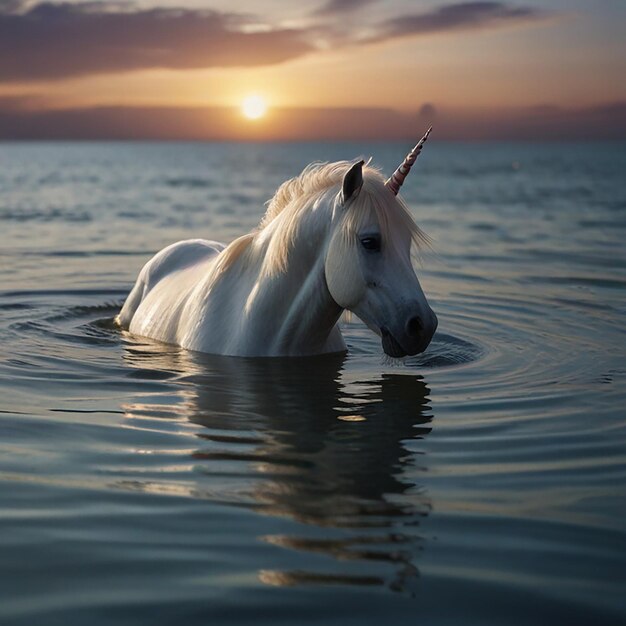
[255,161,430,275]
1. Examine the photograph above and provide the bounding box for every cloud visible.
[1,98,625,141]
[0,0,314,81]
[0,1,556,82]
[313,0,379,17]
[365,1,551,43]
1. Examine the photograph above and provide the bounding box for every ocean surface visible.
[0,141,624,625]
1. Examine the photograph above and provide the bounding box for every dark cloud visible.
[365,1,550,43]
[0,1,556,82]
[313,0,378,17]
[1,98,625,141]
[0,0,314,81]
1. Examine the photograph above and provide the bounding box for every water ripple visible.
[1,141,624,625]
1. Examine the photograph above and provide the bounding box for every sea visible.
[0,141,624,625]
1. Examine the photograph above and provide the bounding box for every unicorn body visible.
[118,136,438,357]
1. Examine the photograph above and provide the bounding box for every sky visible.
[1,0,625,140]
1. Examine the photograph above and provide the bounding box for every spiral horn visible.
[385,126,432,196]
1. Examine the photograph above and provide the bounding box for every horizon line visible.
[1,101,625,141]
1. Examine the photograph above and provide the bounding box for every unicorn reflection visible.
[117,129,437,357]
[119,343,433,593]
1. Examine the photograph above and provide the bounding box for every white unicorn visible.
[117,129,438,358]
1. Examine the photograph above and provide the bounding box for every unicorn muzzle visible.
[381,308,437,358]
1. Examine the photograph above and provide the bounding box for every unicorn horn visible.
[385,126,432,196]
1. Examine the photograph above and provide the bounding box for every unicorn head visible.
[325,136,437,358]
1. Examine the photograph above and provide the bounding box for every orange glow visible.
[1,1,625,140]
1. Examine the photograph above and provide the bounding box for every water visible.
[0,141,625,625]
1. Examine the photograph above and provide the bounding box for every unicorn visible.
[117,129,438,358]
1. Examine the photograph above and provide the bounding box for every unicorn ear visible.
[342,160,365,204]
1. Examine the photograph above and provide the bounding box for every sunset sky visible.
[1,0,625,139]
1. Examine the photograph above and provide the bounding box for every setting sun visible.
[241,95,267,120]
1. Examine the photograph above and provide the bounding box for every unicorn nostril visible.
[406,315,423,337]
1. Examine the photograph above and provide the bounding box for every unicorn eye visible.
[360,235,381,252]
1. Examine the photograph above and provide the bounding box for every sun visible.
[241,94,267,120]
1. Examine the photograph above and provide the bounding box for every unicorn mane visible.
[213,161,430,279]
[261,161,348,227]
[259,161,429,275]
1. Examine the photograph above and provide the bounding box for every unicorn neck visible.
[238,197,346,356]
[271,255,345,356]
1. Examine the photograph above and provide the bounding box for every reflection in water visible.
[121,337,433,593]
